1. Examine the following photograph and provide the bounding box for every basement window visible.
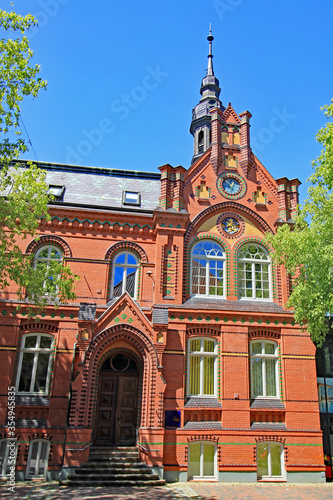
[122,191,141,206]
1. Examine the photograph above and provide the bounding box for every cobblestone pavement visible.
[0,481,332,500]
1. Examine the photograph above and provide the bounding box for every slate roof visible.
[174,298,289,314]
[12,160,161,212]
[78,302,97,321]
[152,305,169,325]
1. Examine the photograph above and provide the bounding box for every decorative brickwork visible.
[0,37,323,483]
[105,241,148,263]
[25,235,72,257]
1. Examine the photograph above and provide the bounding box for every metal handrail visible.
[66,442,93,452]
[137,442,159,453]
[136,429,159,453]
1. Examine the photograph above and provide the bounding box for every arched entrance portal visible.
[94,352,139,446]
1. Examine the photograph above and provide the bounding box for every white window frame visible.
[250,340,279,399]
[47,185,64,198]
[25,439,50,479]
[122,191,141,206]
[34,245,63,293]
[190,240,226,298]
[257,441,285,480]
[0,439,17,478]
[238,243,272,301]
[187,338,218,397]
[16,334,54,395]
[110,251,139,299]
[188,441,217,481]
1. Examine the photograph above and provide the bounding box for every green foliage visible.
[0,9,78,313]
[0,9,47,159]
[267,100,333,346]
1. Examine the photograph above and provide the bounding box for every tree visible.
[266,100,333,346]
[0,9,77,313]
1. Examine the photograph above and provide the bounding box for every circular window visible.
[110,353,130,371]
[217,212,245,239]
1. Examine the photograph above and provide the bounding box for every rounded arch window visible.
[237,243,271,300]
[221,127,229,144]
[34,245,63,293]
[191,240,225,298]
[34,245,63,265]
[111,251,139,299]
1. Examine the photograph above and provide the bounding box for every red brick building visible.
[0,31,325,483]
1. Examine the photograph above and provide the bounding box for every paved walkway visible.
[0,481,332,500]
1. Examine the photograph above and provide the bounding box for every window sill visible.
[258,478,286,483]
[238,297,272,302]
[250,399,285,410]
[190,295,226,300]
[15,395,49,406]
[185,397,222,408]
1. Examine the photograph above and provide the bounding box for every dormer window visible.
[47,185,64,199]
[123,191,141,206]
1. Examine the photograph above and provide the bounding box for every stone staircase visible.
[63,446,165,487]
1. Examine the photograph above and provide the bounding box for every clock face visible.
[216,173,247,200]
[222,177,241,195]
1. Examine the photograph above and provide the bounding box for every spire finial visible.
[207,23,214,76]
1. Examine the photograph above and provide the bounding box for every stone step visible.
[90,449,139,454]
[78,466,152,474]
[62,445,165,488]
[87,456,142,464]
[81,461,147,468]
[90,446,138,453]
[68,473,161,481]
[89,454,140,460]
[64,479,166,487]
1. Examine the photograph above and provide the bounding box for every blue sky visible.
[3,0,333,202]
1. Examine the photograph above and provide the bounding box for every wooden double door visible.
[94,371,139,446]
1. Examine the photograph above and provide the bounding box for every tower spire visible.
[207,23,214,76]
[189,27,224,164]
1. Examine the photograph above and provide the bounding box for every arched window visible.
[221,127,229,144]
[250,340,279,398]
[238,243,271,300]
[188,441,217,480]
[198,130,204,154]
[257,441,285,480]
[191,241,225,298]
[188,338,217,396]
[233,127,240,145]
[16,334,54,395]
[111,252,139,299]
[34,245,63,293]
[26,439,50,478]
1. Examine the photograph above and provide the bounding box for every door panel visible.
[115,375,138,445]
[94,372,138,445]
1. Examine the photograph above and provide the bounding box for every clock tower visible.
[190,26,224,164]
